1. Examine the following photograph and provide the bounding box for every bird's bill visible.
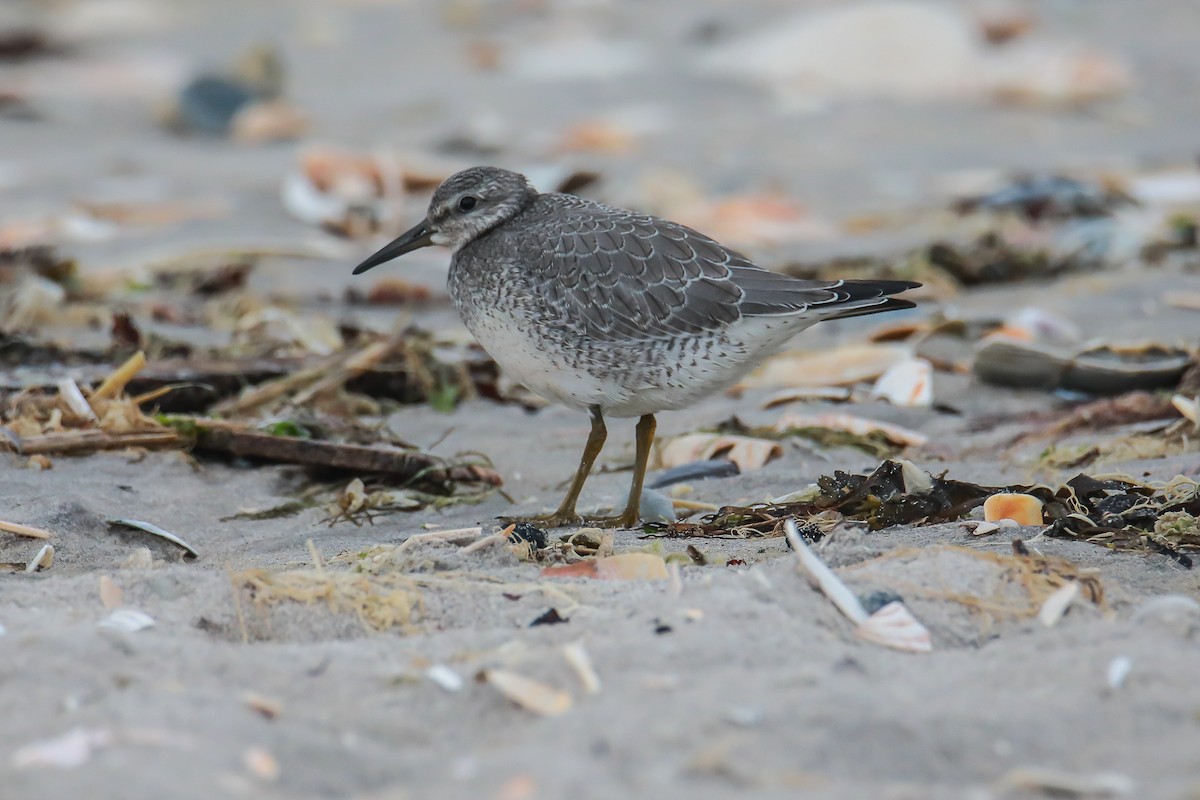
[351,219,435,274]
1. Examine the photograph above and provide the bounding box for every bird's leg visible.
[500,406,607,528]
[585,413,656,529]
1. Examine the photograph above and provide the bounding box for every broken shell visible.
[243,746,280,781]
[1106,656,1132,690]
[541,553,668,581]
[108,518,199,560]
[854,600,933,654]
[242,692,284,719]
[425,665,465,693]
[56,379,97,422]
[99,575,123,609]
[562,642,602,694]
[761,386,853,409]
[659,433,783,472]
[99,608,155,633]
[24,543,54,573]
[773,412,928,448]
[968,521,1001,536]
[983,493,1044,526]
[1004,307,1081,344]
[871,357,933,407]
[12,727,113,769]
[898,458,933,494]
[1038,581,1079,627]
[783,519,868,626]
[1173,394,1198,427]
[742,343,910,389]
[483,669,573,717]
[230,100,309,144]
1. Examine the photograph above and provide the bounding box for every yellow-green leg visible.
[586,413,656,529]
[501,406,607,528]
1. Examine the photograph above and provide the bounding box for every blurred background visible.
[3,0,1199,288]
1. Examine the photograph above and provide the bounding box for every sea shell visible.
[742,343,910,389]
[761,386,853,409]
[99,576,123,609]
[541,553,668,581]
[783,519,868,625]
[425,665,465,693]
[1106,656,1132,690]
[773,412,928,448]
[854,600,934,653]
[1173,394,1199,427]
[1038,581,1079,627]
[24,544,53,573]
[871,357,933,407]
[984,493,1044,526]
[483,669,573,717]
[659,433,783,472]
[99,609,155,633]
[562,642,602,694]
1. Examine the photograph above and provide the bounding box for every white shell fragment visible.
[745,343,909,389]
[871,357,933,408]
[1173,394,1199,427]
[12,727,113,769]
[1039,581,1080,627]
[784,520,932,653]
[99,575,124,609]
[898,458,933,495]
[25,543,54,573]
[108,518,199,559]
[855,600,933,654]
[659,433,783,472]
[968,521,1001,536]
[1107,656,1133,690]
[425,665,465,693]
[562,641,602,695]
[483,669,573,717]
[99,608,156,633]
[56,379,98,421]
[783,519,868,625]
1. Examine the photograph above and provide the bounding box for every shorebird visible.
[353,167,918,528]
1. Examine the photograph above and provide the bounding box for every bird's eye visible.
[457,196,478,212]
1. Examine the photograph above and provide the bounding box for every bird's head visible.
[352,166,537,274]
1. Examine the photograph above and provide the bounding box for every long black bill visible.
[351,219,435,275]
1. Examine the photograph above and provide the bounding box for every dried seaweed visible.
[645,458,1200,564]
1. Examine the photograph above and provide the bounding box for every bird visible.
[352,167,919,529]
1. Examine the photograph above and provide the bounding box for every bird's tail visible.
[818,280,920,321]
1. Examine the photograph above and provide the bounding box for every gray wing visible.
[511,195,917,342]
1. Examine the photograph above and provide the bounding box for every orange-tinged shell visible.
[983,493,1044,525]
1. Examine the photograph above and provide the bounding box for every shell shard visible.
[854,600,933,653]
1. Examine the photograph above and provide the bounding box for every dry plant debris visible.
[1,345,501,501]
[650,459,1200,565]
[844,542,1104,623]
[235,562,423,634]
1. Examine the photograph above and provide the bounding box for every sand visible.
[3,1,1200,798]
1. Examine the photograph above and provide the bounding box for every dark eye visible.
[457,196,477,212]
